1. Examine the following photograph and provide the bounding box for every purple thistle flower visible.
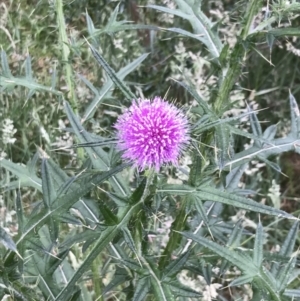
[114,96,190,171]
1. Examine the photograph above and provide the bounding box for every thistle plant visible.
[1,1,300,301]
[115,97,190,171]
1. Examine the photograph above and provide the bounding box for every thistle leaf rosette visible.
[115,97,190,171]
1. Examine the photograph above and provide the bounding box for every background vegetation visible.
[1,0,300,300]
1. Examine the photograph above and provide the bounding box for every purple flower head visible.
[114,96,190,171]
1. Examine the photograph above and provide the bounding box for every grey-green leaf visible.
[132,276,151,301]
[89,44,136,101]
[180,231,257,274]
[253,222,264,267]
[0,226,17,252]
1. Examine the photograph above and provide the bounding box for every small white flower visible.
[2,118,17,144]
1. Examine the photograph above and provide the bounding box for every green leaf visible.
[148,1,223,58]
[82,53,149,121]
[64,101,109,169]
[31,253,58,299]
[24,55,33,80]
[88,44,136,101]
[147,5,190,19]
[175,81,210,114]
[0,158,42,192]
[150,279,176,301]
[226,163,248,190]
[46,249,69,276]
[226,219,243,249]
[277,257,296,292]
[132,276,150,301]
[262,124,277,141]
[253,222,264,267]
[248,106,262,146]
[258,156,281,173]
[193,195,210,226]
[268,27,300,37]
[55,176,148,301]
[86,11,97,44]
[289,91,300,138]
[15,191,24,233]
[99,202,118,226]
[271,221,299,277]
[198,186,294,219]
[215,124,231,169]
[41,159,57,208]
[180,231,257,274]
[188,152,203,188]
[229,274,254,287]
[163,251,191,280]
[284,289,300,298]
[4,163,129,264]
[122,227,138,255]
[167,280,202,298]
[106,23,158,33]
[201,261,212,285]
[158,184,196,195]
[0,226,17,253]
[1,50,12,77]
[0,75,63,96]
[60,228,99,250]
[224,136,300,170]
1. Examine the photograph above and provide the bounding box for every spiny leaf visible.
[82,53,149,121]
[253,222,264,267]
[224,136,300,170]
[4,163,129,264]
[15,190,24,233]
[41,159,57,208]
[220,219,244,274]
[55,177,148,301]
[88,44,136,101]
[167,280,202,298]
[122,227,138,255]
[198,186,294,219]
[277,257,296,292]
[46,249,70,276]
[226,163,248,190]
[181,231,257,274]
[262,124,277,141]
[175,81,210,114]
[284,289,300,298]
[248,105,262,146]
[1,50,12,77]
[0,158,42,192]
[289,91,300,138]
[0,226,17,253]
[230,274,254,287]
[215,124,231,169]
[64,101,109,169]
[271,221,299,277]
[163,250,191,279]
[24,55,33,80]
[268,27,300,37]
[98,202,118,226]
[132,276,151,301]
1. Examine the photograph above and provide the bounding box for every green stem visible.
[158,198,188,269]
[55,0,78,113]
[213,43,244,113]
[91,256,103,300]
[213,0,263,113]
